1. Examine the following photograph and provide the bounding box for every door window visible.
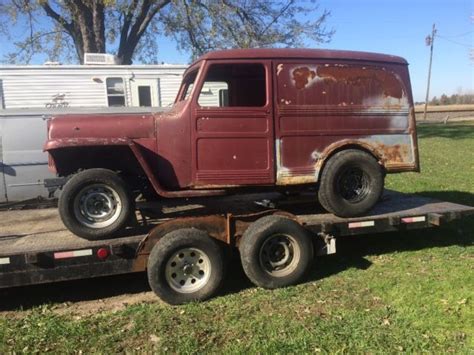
[197,63,266,107]
[138,86,152,107]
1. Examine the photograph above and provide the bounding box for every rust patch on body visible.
[316,66,404,99]
[375,143,410,163]
[276,174,317,186]
[292,67,317,89]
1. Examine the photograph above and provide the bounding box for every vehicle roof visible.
[192,48,408,66]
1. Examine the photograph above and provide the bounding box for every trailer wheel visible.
[147,228,226,305]
[239,215,314,289]
[59,168,133,240]
[318,149,384,217]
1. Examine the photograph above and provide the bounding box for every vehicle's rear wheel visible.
[147,228,226,305]
[58,168,133,240]
[318,149,384,217]
[239,215,314,289]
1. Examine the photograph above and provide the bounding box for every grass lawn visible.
[1,122,473,353]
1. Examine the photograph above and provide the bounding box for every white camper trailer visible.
[0,63,191,203]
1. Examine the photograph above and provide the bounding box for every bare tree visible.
[0,0,334,64]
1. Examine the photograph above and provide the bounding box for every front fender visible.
[43,137,131,152]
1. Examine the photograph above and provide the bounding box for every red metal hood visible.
[47,113,156,141]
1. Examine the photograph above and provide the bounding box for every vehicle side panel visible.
[274,60,418,185]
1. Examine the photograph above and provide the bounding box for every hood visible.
[47,112,158,140]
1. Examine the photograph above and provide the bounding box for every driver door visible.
[191,60,275,187]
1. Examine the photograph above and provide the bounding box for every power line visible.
[436,34,473,48]
[440,30,474,38]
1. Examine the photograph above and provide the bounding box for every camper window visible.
[0,80,4,109]
[106,78,126,107]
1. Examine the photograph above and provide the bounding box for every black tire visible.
[239,215,314,289]
[318,149,384,217]
[147,228,226,305]
[58,168,133,240]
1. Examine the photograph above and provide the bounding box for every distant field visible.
[0,122,473,353]
[414,104,474,113]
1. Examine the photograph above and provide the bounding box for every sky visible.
[1,0,472,102]
[147,0,474,102]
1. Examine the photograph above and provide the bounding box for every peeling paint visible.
[276,174,317,186]
[276,138,319,185]
[277,63,284,75]
[311,150,322,161]
[316,65,405,99]
[285,64,407,109]
[292,67,318,89]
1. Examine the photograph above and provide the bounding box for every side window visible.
[106,78,126,107]
[179,70,198,102]
[198,63,266,107]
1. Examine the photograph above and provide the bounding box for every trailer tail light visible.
[54,249,93,259]
[401,216,426,223]
[96,248,109,260]
[348,220,375,229]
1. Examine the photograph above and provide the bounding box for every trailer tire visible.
[59,168,133,240]
[239,215,314,289]
[147,228,226,305]
[318,149,384,217]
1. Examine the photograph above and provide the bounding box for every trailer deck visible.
[1,190,473,291]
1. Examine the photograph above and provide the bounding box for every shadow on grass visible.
[309,216,472,282]
[412,190,474,208]
[0,191,472,311]
[417,123,474,140]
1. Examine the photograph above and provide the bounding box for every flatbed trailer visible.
[1,190,473,304]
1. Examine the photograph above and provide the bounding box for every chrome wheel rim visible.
[259,234,300,277]
[73,184,122,229]
[165,247,211,293]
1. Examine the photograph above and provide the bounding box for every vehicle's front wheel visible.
[58,168,133,240]
[147,228,226,305]
[318,149,384,217]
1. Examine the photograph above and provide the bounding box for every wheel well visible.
[50,146,143,177]
[316,144,385,182]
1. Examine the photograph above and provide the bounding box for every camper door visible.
[130,79,160,107]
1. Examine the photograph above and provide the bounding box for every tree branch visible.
[40,1,73,34]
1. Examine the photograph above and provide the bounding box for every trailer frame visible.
[1,190,473,295]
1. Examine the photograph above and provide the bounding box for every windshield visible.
[177,68,199,102]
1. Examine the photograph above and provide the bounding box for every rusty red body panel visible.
[44,48,419,197]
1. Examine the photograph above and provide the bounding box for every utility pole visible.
[423,23,436,120]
